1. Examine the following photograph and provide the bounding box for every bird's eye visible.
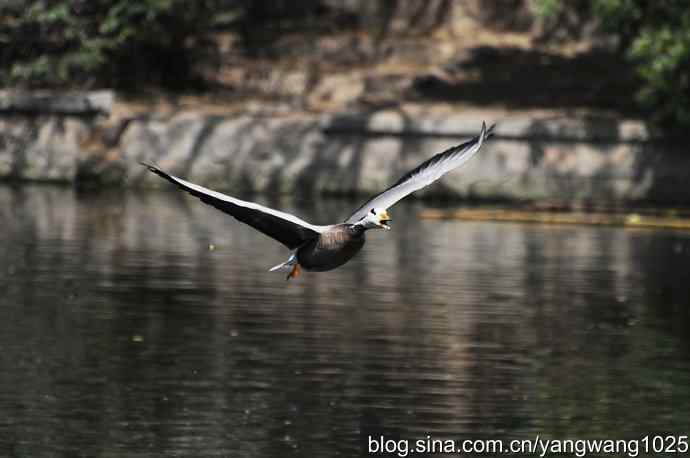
[370,209,376,215]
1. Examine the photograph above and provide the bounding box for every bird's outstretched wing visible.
[142,164,328,249]
[345,122,493,223]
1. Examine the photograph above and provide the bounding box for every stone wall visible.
[1,91,689,205]
[0,91,111,182]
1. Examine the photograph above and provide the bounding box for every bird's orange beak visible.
[379,211,391,230]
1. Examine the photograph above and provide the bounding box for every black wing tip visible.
[140,161,159,172]
[478,121,496,142]
[485,122,496,139]
[140,161,170,179]
[140,161,180,186]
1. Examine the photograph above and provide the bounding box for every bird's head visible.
[359,208,391,230]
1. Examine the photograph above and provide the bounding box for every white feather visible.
[345,122,490,224]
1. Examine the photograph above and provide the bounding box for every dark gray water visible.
[1,186,689,457]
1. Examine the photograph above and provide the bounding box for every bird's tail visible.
[269,254,302,281]
[268,254,297,272]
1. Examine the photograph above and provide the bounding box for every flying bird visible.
[143,122,493,280]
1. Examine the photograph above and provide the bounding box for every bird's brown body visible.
[297,224,365,271]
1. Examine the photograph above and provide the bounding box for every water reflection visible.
[0,186,689,457]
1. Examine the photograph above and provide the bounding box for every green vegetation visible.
[3,1,689,128]
[537,0,690,128]
[0,0,220,89]
[0,0,377,90]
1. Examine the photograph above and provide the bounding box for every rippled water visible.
[0,186,689,457]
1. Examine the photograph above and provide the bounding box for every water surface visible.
[1,186,689,457]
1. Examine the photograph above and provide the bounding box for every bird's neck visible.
[347,223,367,236]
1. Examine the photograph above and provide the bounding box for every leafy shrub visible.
[536,0,690,128]
[0,0,220,89]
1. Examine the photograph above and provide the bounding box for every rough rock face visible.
[1,94,689,205]
[0,115,89,181]
[118,109,690,205]
[122,114,328,194]
[0,90,112,116]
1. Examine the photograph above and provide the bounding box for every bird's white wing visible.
[143,164,330,249]
[346,122,493,224]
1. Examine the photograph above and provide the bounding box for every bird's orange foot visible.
[286,263,301,281]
